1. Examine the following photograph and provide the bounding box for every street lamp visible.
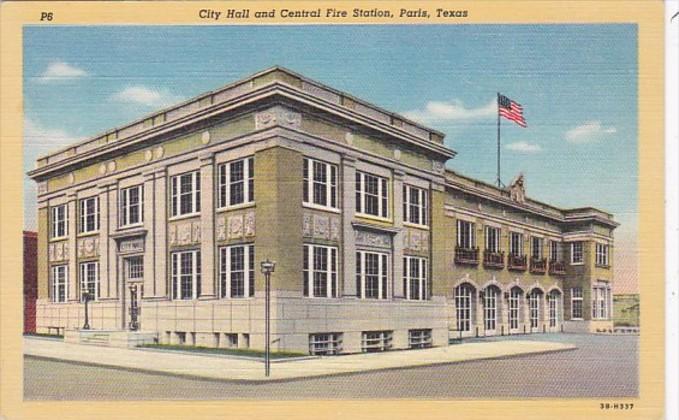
[260,259,276,377]
[82,291,92,330]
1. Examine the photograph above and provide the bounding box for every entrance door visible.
[122,255,144,330]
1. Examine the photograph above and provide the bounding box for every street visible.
[24,333,638,400]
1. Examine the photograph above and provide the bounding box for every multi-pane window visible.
[485,226,500,253]
[120,185,143,227]
[592,285,610,319]
[484,287,498,331]
[456,220,475,249]
[356,251,388,299]
[79,197,99,233]
[571,287,583,319]
[355,172,389,218]
[509,232,523,256]
[455,284,474,332]
[50,204,68,239]
[51,265,68,303]
[403,185,428,226]
[403,256,428,300]
[595,243,610,266]
[303,158,338,210]
[79,261,99,301]
[548,292,559,327]
[218,158,254,208]
[361,331,393,352]
[171,171,201,217]
[303,245,338,298]
[408,329,433,349]
[219,245,254,298]
[171,250,201,300]
[531,237,543,259]
[509,287,522,330]
[571,241,584,264]
[529,292,541,329]
[128,256,143,279]
[309,333,343,355]
[550,241,561,261]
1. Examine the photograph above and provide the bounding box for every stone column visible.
[142,170,156,297]
[154,167,168,298]
[543,292,550,332]
[199,154,216,298]
[475,291,484,337]
[500,291,509,335]
[392,169,405,299]
[523,293,531,333]
[98,183,110,299]
[341,154,358,297]
[67,193,78,302]
[107,184,119,299]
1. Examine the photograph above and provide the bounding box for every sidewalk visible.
[24,337,576,382]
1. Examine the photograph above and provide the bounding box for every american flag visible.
[498,94,526,128]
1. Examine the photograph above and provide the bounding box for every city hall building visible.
[28,67,617,354]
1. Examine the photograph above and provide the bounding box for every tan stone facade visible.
[28,67,617,354]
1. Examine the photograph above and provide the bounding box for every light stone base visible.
[64,329,158,348]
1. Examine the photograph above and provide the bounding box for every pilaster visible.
[154,167,168,298]
[142,171,156,297]
[392,169,405,298]
[199,154,216,298]
[341,154,358,297]
[66,193,78,302]
[107,183,119,299]
[98,183,111,299]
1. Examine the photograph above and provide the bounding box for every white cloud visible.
[110,86,182,107]
[565,121,617,144]
[403,98,496,123]
[38,61,88,82]
[505,141,542,153]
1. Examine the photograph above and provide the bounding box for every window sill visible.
[49,236,69,242]
[118,223,144,230]
[216,202,256,213]
[570,262,585,266]
[403,222,429,230]
[302,203,341,214]
[570,318,584,321]
[595,264,611,269]
[77,231,100,238]
[168,212,201,222]
[355,213,392,224]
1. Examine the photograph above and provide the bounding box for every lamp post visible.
[260,259,276,377]
[82,291,91,330]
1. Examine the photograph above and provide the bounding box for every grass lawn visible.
[24,332,64,339]
[137,344,307,359]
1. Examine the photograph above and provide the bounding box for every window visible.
[571,241,584,264]
[303,245,338,298]
[219,245,254,298]
[509,232,523,256]
[128,256,143,279]
[356,251,388,299]
[408,329,432,349]
[171,250,201,300]
[79,197,99,233]
[403,185,428,226]
[50,204,68,239]
[356,172,389,218]
[303,158,338,210]
[51,265,68,303]
[361,331,393,352]
[548,292,559,327]
[120,185,143,227]
[484,287,498,331]
[531,237,543,260]
[309,333,343,355]
[485,226,500,253]
[509,287,522,330]
[595,243,610,266]
[570,287,583,319]
[550,241,561,261]
[455,284,474,332]
[225,333,238,348]
[171,171,201,217]
[218,158,254,208]
[403,256,428,300]
[79,261,99,301]
[456,220,475,249]
[529,292,541,328]
[592,285,610,319]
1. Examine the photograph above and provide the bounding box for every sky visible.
[23,25,638,292]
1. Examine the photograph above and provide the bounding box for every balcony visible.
[507,254,527,271]
[483,250,504,269]
[530,258,547,275]
[549,260,566,275]
[455,247,479,266]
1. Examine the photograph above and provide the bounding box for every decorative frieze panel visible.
[216,211,256,241]
[403,229,430,253]
[77,237,100,258]
[255,106,301,130]
[303,212,340,242]
[355,230,392,249]
[118,238,144,254]
[48,241,69,262]
[244,211,255,237]
[216,216,227,241]
[169,220,201,246]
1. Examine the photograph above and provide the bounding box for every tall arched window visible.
[529,290,542,329]
[509,287,522,330]
[484,286,499,331]
[548,290,560,327]
[455,284,474,332]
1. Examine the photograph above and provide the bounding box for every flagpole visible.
[497,92,501,188]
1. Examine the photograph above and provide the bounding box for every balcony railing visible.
[549,260,566,275]
[455,247,479,266]
[483,250,504,269]
[530,258,547,274]
[507,254,527,271]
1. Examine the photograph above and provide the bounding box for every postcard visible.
[0,1,669,419]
